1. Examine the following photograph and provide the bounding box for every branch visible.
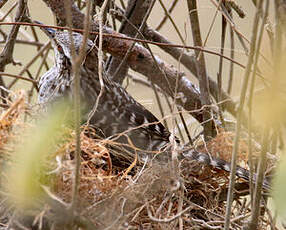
[187,0,214,139]
[0,0,9,9]
[143,27,238,118]
[41,0,206,123]
[106,0,152,84]
[0,0,27,102]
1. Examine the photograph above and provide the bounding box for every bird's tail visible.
[182,149,271,191]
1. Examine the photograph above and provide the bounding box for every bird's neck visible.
[54,51,71,72]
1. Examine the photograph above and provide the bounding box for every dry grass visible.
[0,93,275,229]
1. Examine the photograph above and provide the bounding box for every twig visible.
[247,0,270,207]
[187,0,214,139]
[0,72,38,85]
[155,0,178,31]
[29,19,50,70]
[105,198,126,230]
[0,0,27,102]
[224,0,264,229]
[41,185,68,207]
[249,128,269,229]
[34,46,50,81]
[109,0,156,84]
[0,0,9,9]
[87,0,108,122]
[0,39,44,47]
[216,0,227,127]
[187,218,223,229]
[225,0,245,18]
[177,186,184,230]
[227,11,235,95]
[8,41,50,89]
[63,0,81,216]
[0,2,18,22]
[106,0,152,84]
[157,0,186,47]
[146,202,192,223]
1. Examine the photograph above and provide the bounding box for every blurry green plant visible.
[273,154,286,217]
[5,102,71,208]
[270,55,286,219]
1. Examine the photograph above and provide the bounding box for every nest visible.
[0,92,275,230]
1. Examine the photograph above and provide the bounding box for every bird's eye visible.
[57,44,63,52]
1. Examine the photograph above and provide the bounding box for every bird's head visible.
[36,22,93,61]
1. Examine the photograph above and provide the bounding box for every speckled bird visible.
[38,26,270,190]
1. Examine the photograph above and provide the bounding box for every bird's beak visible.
[34,20,56,39]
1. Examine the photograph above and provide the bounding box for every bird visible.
[37,25,270,190]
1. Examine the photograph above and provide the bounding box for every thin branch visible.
[106,0,153,84]
[0,1,18,22]
[0,0,9,9]
[249,127,269,229]
[224,0,264,229]
[29,19,50,70]
[227,10,235,95]
[187,0,214,139]
[155,0,178,31]
[217,1,227,127]
[87,0,108,122]
[247,0,270,207]
[157,0,186,47]
[64,0,91,216]
[0,72,38,86]
[63,0,81,215]
[110,0,156,83]
[146,202,192,223]
[0,0,27,102]
[0,39,44,47]
[7,41,50,89]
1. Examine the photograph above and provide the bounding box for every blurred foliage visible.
[273,154,286,217]
[269,54,286,218]
[251,54,286,127]
[5,102,70,208]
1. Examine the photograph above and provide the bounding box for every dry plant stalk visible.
[0,90,26,152]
